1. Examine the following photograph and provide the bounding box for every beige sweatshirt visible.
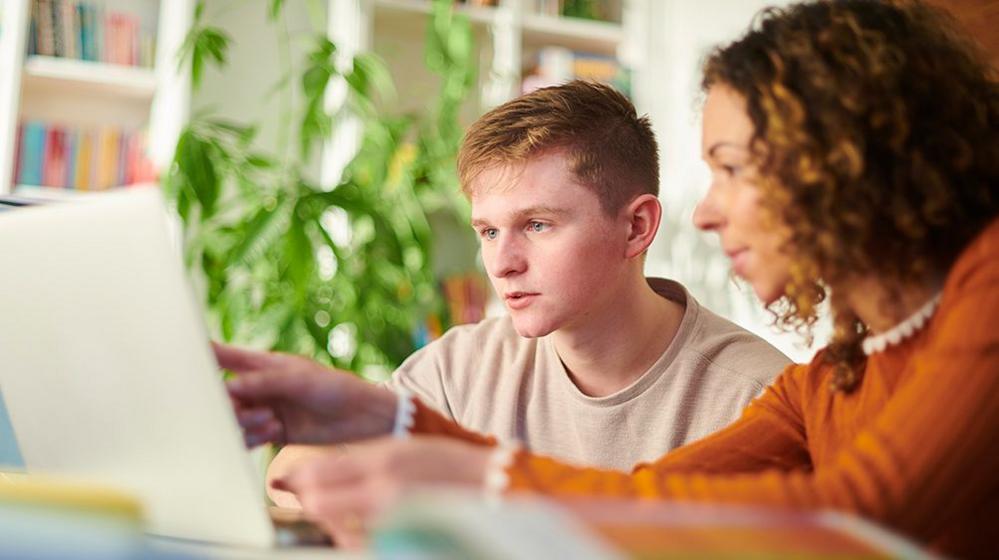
[386,278,790,470]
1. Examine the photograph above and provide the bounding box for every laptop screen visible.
[0,197,31,468]
[0,188,276,546]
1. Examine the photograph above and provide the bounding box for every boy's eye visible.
[528,222,549,233]
[480,228,498,240]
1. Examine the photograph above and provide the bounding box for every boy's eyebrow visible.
[471,205,571,228]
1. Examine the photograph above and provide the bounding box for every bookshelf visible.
[347,0,641,119]
[22,55,158,98]
[0,0,194,198]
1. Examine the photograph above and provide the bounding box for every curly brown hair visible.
[702,0,999,391]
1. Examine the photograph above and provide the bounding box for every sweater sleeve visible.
[504,237,999,545]
[410,397,497,447]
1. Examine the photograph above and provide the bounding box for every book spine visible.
[77,3,89,61]
[42,126,67,188]
[51,0,64,57]
[20,122,47,186]
[64,130,77,189]
[116,130,127,185]
[75,129,93,191]
[98,127,120,190]
[60,0,77,59]
[36,0,55,56]
[12,124,24,188]
[28,2,40,55]
[128,16,139,67]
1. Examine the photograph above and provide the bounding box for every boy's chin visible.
[509,315,558,339]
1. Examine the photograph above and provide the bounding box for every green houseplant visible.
[166,0,477,376]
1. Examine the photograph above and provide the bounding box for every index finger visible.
[213,341,275,373]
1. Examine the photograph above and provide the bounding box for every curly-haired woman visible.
[224,1,999,556]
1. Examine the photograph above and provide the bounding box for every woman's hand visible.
[275,436,492,548]
[215,342,398,447]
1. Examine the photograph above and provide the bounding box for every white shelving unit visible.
[22,55,158,99]
[520,11,624,54]
[322,0,647,184]
[0,0,194,198]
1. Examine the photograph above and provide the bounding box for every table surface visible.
[148,537,368,560]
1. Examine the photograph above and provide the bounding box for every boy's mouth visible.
[505,292,539,309]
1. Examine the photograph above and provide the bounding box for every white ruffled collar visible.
[861,292,943,356]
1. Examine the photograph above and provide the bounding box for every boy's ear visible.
[623,194,662,259]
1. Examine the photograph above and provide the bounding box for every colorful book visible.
[42,127,67,187]
[12,124,24,189]
[74,130,93,190]
[51,0,64,57]
[34,0,55,56]
[59,0,78,60]
[95,126,120,189]
[63,130,77,189]
[91,3,102,63]
[18,122,46,186]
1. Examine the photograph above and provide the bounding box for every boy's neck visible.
[551,276,684,398]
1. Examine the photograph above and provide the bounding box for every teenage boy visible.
[223,81,789,505]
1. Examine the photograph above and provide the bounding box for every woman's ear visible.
[623,194,662,259]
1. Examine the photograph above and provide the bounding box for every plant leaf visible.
[269,0,285,20]
[175,129,220,217]
[229,195,293,265]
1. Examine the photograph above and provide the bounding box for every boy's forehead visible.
[469,153,584,197]
[469,180,602,224]
[467,151,608,220]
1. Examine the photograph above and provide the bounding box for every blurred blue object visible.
[0,505,200,560]
[0,390,23,469]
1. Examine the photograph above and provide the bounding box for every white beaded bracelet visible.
[392,388,416,439]
[483,441,520,507]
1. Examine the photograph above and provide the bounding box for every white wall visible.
[638,0,828,363]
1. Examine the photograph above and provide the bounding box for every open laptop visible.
[0,187,315,548]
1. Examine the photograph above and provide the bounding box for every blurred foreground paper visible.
[373,491,938,560]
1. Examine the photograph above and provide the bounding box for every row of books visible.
[14,121,155,191]
[29,0,156,68]
[521,46,631,98]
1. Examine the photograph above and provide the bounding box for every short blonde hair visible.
[457,80,659,213]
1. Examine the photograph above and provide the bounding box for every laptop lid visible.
[0,187,276,547]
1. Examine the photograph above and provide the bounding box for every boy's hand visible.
[215,342,397,447]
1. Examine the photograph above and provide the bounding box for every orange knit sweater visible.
[411,218,999,559]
